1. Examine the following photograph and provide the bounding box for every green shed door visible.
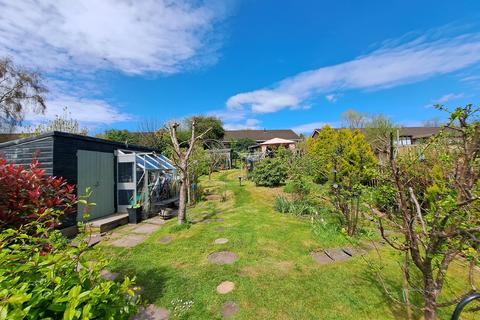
[77,150,115,221]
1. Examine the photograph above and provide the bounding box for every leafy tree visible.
[187,116,224,142]
[377,104,480,320]
[306,126,376,235]
[231,138,256,153]
[25,107,88,136]
[97,129,138,144]
[363,114,398,156]
[0,58,47,133]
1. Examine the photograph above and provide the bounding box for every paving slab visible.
[71,233,103,247]
[159,235,173,244]
[325,248,351,262]
[342,247,367,257]
[100,270,119,281]
[133,304,169,320]
[132,223,161,234]
[311,251,334,265]
[217,281,235,294]
[214,238,229,245]
[222,301,239,318]
[110,234,146,248]
[208,251,238,265]
[147,217,167,225]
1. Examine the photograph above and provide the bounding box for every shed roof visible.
[223,129,300,141]
[0,131,155,152]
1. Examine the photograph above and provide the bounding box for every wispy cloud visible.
[0,0,231,75]
[325,94,338,103]
[24,91,131,128]
[223,119,261,130]
[432,92,465,104]
[226,31,480,114]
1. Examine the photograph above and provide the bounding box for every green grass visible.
[94,170,478,319]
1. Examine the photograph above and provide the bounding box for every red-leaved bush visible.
[0,158,76,231]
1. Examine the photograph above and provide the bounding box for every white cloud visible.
[223,118,261,130]
[432,93,464,104]
[226,32,480,113]
[25,92,131,126]
[325,94,337,103]
[0,0,230,75]
[227,90,299,113]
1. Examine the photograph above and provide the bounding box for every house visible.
[223,129,301,150]
[311,127,442,146]
[0,131,177,232]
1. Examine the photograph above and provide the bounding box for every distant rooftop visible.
[224,129,300,142]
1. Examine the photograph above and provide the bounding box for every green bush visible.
[250,158,287,187]
[371,184,397,213]
[283,175,313,199]
[0,223,139,319]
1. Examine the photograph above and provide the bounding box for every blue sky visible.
[1,0,480,134]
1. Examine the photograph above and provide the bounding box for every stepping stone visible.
[159,235,173,244]
[325,248,351,262]
[216,227,226,232]
[133,304,169,320]
[311,251,334,265]
[342,247,367,257]
[132,223,161,234]
[214,238,229,245]
[100,270,119,281]
[222,301,239,318]
[110,235,146,248]
[148,217,167,225]
[208,251,238,265]
[217,281,235,294]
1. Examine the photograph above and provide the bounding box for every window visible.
[118,189,134,205]
[397,136,412,146]
[118,162,133,183]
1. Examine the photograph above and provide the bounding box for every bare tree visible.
[0,58,47,132]
[378,104,480,320]
[341,109,368,129]
[24,107,88,136]
[167,121,211,224]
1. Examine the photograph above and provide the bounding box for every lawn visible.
[94,170,477,319]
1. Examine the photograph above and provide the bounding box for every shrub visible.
[371,184,397,213]
[283,175,312,199]
[0,223,139,319]
[0,158,76,232]
[250,158,287,187]
[274,195,317,216]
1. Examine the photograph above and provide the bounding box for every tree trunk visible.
[177,177,187,224]
[423,276,437,320]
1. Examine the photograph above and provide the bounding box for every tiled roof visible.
[223,129,300,142]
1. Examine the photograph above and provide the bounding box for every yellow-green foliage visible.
[306,126,376,184]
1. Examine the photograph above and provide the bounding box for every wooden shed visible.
[0,131,175,228]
